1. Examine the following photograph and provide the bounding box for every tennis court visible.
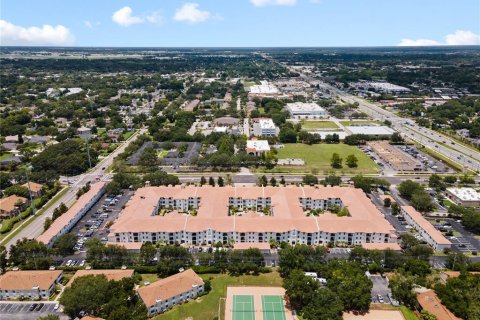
[261,295,286,320]
[232,295,255,320]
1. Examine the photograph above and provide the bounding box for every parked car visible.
[29,304,38,311]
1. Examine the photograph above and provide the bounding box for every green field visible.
[0,153,13,161]
[244,81,256,87]
[340,120,383,126]
[263,143,379,174]
[155,271,283,320]
[399,306,418,320]
[301,121,339,129]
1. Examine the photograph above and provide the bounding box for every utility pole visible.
[25,168,35,216]
[86,140,92,169]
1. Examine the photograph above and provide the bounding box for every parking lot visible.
[431,219,480,254]
[59,189,133,266]
[0,302,67,320]
[368,274,397,305]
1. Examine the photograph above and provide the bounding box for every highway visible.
[3,129,146,250]
[261,53,480,173]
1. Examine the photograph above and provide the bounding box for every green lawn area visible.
[399,306,418,320]
[261,143,379,174]
[123,131,134,140]
[442,199,454,208]
[154,271,283,320]
[243,81,256,87]
[340,120,383,126]
[301,121,339,129]
[140,274,160,287]
[0,152,13,161]
[157,149,169,159]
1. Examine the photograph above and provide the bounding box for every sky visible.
[1,0,479,47]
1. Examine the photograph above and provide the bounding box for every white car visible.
[66,260,72,266]
[79,260,85,267]
[54,303,59,311]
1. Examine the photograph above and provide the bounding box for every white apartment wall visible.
[146,284,204,316]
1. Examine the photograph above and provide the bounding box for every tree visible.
[280,176,286,185]
[200,176,206,186]
[270,177,277,186]
[284,269,319,312]
[279,128,297,143]
[138,147,158,167]
[429,174,445,191]
[420,310,437,320]
[217,176,224,187]
[60,275,147,319]
[106,180,122,195]
[302,288,343,320]
[384,197,392,207]
[8,238,52,269]
[411,191,434,212]
[391,202,401,215]
[322,175,342,186]
[330,153,343,169]
[209,177,215,186]
[389,274,417,308]
[398,180,424,200]
[259,175,268,186]
[44,217,52,231]
[140,241,157,265]
[3,185,30,197]
[303,174,318,185]
[52,234,77,256]
[390,132,404,144]
[345,154,358,168]
[0,245,7,272]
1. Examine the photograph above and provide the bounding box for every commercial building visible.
[108,186,397,247]
[445,188,480,207]
[346,126,395,136]
[246,140,270,156]
[368,141,423,172]
[0,270,63,300]
[66,269,134,287]
[37,182,106,247]
[137,269,204,316]
[284,102,328,119]
[251,118,278,137]
[400,206,451,252]
[246,81,280,97]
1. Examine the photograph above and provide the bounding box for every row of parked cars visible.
[65,259,85,267]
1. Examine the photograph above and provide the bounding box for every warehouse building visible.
[445,187,480,207]
[284,102,328,119]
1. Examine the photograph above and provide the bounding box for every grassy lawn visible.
[243,81,256,87]
[0,152,13,161]
[140,274,160,287]
[261,143,379,174]
[301,121,339,129]
[154,271,283,320]
[399,306,418,320]
[157,149,169,159]
[123,131,134,140]
[340,120,383,126]
[442,199,454,208]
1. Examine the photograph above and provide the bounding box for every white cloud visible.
[84,21,100,29]
[174,3,211,24]
[398,30,480,46]
[0,19,74,46]
[146,11,163,24]
[250,0,297,7]
[444,30,480,45]
[112,6,144,27]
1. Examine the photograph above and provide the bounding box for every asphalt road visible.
[0,302,68,320]
[4,129,146,250]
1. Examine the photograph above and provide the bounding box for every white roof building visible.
[285,102,328,119]
[346,126,395,136]
[446,188,480,207]
[246,140,270,155]
[247,81,279,95]
[252,118,278,137]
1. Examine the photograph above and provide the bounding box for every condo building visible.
[108,186,397,247]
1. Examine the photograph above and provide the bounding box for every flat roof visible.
[37,182,105,245]
[137,269,204,307]
[253,118,276,129]
[246,140,270,152]
[285,102,326,113]
[446,187,480,201]
[109,186,395,235]
[347,126,395,135]
[401,206,451,245]
[0,270,62,291]
[66,269,134,287]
